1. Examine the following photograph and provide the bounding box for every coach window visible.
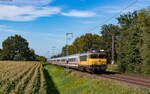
[80,55,87,61]
[72,58,75,62]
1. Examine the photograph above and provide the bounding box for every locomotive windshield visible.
[89,54,105,59]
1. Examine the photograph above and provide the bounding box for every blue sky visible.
[0,0,150,58]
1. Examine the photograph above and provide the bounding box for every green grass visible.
[43,64,149,94]
[107,64,150,77]
[107,64,119,72]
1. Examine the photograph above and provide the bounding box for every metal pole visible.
[66,33,73,56]
[66,33,68,56]
[111,34,114,64]
[66,33,73,68]
[51,46,57,58]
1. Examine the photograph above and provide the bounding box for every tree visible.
[27,48,38,61]
[100,24,120,64]
[39,56,47,62]
[51,54,62,58]
[1,35,31,61]
[61,33,102,56]
[73,33,102,53]
[138,9,150,74]
[61,45,76,56]
[117,11,142,73]
[0,49,2,60]
[61,45,67,56]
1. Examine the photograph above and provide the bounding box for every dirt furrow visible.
[9,64,37,94]
[2,66,33,94]
[29,66,41,94]
[39,64,47,94]
[0,63,31,89]
[24,63,40,94]
[15,66,37,94]
[0,64,34,93]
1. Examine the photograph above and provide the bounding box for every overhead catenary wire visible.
[86,0,138,65]
[52,0,139,57]
[87,0,138,33]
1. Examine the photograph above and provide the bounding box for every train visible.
[49,50,107,72]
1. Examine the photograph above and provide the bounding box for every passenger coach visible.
[49,50,107,72]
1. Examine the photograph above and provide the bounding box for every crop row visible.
[0,61,16,70]
[39,64,47,94]
[0,62,42,94]
[0,62,27,73]
[15,67,36,94]
[29,66,41,94]
[0,62,35,81]
[11,63,38,94]
[0,63,36,90]
[0,65,29,88]
[3,67,32,94]
[0,63,25,79]
[23,63,40,94]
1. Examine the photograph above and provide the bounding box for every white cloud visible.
[103,6,133,14]
[99,0,150,14]
[14,0,52,5]
[61,10,96,18]
[0,5,61,21]
[0,25,29,34]
[80,21,96,24]
[39,33,65,38]
[0,0,52,6]
[0,25,16,33]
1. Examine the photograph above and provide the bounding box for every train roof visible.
[49,50,105,60]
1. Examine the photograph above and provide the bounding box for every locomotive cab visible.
[88,53,107,71]
[78,52,107,72]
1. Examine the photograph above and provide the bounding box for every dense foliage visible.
[117,11,142,73]
[137,9,150,74]
[0,35,47,62]
[100,24,120,64]
[61,33,102,56]
[56,7,150,74]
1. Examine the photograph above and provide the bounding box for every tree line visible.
[53,7,150,74]
[0,35,47,62]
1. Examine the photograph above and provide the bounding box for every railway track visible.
[49,63,150,89]
[76,71,150,89]
[99,73,150,88]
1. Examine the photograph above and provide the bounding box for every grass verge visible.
[43,64,149,94]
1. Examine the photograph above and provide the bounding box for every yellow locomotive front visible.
[78,52,107,72]
[88,53,107,71]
